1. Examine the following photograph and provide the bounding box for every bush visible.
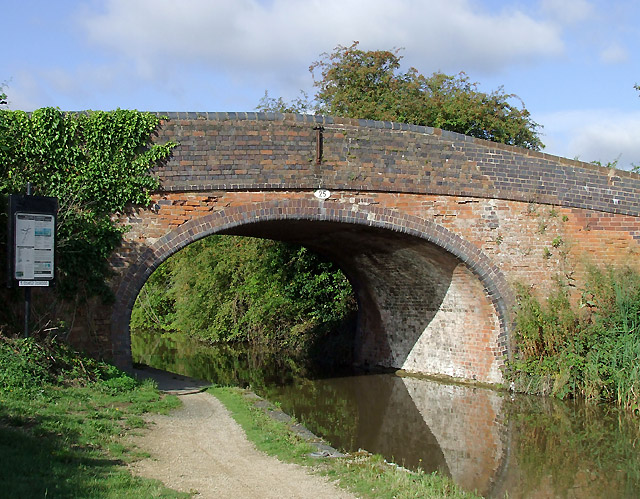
[0,337,53,391]
[99,374,139,394]
[0,335,139,394]
[508,265,640,413]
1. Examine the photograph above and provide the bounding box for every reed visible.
[509,264,640,414]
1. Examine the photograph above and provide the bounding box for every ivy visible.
[0,109,173,211]
[0,108,175,327]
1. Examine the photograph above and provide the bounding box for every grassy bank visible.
[0,336,187,498]
[508,264,640,414]
[211,385,478,499]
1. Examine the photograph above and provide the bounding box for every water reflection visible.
[133,330,640,498]
[262,374,450,475]
[497,396,640,498]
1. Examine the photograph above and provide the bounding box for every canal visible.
[133,330,640,498]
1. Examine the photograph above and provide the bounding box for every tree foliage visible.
[0,108,175,329]
[131,235,356,351]
[258,42,543,150]
[0,81,7,107]
[257,90,314,115]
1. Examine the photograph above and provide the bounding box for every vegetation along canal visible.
[133,330,640,498]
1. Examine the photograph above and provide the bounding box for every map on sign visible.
[14,213,55,281]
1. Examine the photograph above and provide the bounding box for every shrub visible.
[0,337,53,391]
[0,334,139,393]
[508,265,640,413]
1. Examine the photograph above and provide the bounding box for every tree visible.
[0,82,7,107]
[131,235,356,352]
[256,90,314,114]
[259,42,543,150]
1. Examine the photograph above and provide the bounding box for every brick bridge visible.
[78,112,640,384]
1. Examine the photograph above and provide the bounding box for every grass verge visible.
[210,385,478,499]
[0,336,189,498]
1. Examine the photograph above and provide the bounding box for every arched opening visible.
[112,200,511,383]
[130,233,358,380]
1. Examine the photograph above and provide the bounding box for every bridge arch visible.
[113,199,511,383]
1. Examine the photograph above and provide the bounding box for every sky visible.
[3,0,640,169]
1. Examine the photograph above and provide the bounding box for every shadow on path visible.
[132,365,212,395]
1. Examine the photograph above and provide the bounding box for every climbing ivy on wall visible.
[0,108,175,332]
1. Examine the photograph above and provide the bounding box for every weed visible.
[508,265,640,414]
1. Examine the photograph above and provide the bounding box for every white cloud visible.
[4,62,172,112]
[540,0,594,24]
[540,109,640,169]
[4,73,50,111]
[599,43,629,64]
[77,0,565,81]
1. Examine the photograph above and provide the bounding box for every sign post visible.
[7,185,58,337]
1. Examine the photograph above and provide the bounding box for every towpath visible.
[129,367,356,498]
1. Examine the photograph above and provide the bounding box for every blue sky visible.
[3,0,640,168]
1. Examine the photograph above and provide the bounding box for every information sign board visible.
[7,193,58,287]
[18,281,51,287]
[14,213,55,281]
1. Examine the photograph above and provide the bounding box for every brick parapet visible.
[150,113,640,217]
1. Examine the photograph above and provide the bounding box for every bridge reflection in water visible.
[265,374,506,496]
[266,373,640,498]
[133,331,640,498]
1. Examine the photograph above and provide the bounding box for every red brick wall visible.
[100,188,640,383]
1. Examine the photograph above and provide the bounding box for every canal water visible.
[132,330,640,498]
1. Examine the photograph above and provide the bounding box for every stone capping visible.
[111,199,513,365]
[149,111,640,180]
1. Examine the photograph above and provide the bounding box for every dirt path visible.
[129,368,356,498]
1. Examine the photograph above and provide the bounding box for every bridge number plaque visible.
[314,189,331,200]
